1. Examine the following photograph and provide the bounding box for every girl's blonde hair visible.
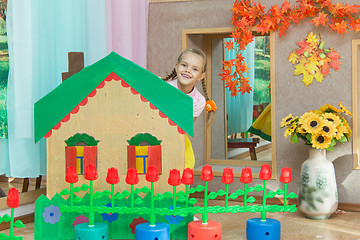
[162,48,209,101]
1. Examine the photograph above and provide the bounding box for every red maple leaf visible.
[224,41,234,52]
[219,68,232,82]
[278,21,290,37]
[328,59,341,71]
[225,79,240,99]
[321,62,330,76]
[345,3,360,14]
[222,60,234,70]
[334,3,350,18]
[270,4,283,24]
[311,12,329,27]
[239,78,252,94]
[280,1,292,13]
[327,48,341,60]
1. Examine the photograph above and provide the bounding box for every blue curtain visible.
[225,38,255,136]
[1,0,107,177]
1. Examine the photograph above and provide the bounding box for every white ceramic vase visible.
[298,148,338,220]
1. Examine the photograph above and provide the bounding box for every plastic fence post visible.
[202,181,209,224]
[89,180,95,226]
[150,182,155,226]
[10,208,14,238]
[261,180,267,221]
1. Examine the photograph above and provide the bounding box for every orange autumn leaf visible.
[349,18,360,32]
[222,60,235,69]
[331,20,348,36]
[311,12,329,27]
[328,59,341,71]
[327,48,341,60]
[219,68,232,82]
[224,41,234,52]
[239,78,252,94]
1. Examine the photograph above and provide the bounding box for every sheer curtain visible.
[106,0,149,68]
[225,38,255,136]
[0,0,149,177]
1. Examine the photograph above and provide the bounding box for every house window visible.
[65,133,99,175]
[127,133,162,175]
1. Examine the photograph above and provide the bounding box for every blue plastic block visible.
[246,218,280,240]
[135,222,170,240]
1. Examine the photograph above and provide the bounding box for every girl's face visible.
[175,52,205,91]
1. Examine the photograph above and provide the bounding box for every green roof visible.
[34,52,193,143]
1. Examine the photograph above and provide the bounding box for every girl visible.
[163,48,217,168]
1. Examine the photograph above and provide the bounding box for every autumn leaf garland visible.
[222,0,360,98]
[288,32,341,86]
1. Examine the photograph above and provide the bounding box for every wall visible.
[147,0,360,203]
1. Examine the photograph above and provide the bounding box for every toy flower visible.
[200,164,213,181]
[205,100,218,112]
[168,169,181,186]
[146,166,159,182]
[106,167,119,185]
[7,188,20,208]
[280,167,292,183]
[240,167,253,184]
[65,166,78,183]
[126,168,139,185]
[259,164,272,180]
[280,102,352,150]
[84,164,98,181]
[181,168,194,185]
[221,167,234,184]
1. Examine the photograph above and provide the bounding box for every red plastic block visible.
[188,221,221,240]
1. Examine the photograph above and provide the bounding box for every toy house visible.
[34,52,194,198]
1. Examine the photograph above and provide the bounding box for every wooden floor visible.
[1,199,360,239]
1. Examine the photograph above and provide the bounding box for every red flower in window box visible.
[146,166,159,183]
[240,167,253,184]
[221,167,234,184]
[280,167,292,183]
[65,166,78,183]
[106,167,120,185]
[7,188,20,208]
[259,164,272,180]
[200,164,213,182]
[85,164,98,181]
[168,169,181,186]
[181,168,194,185]
[126,168,139,185]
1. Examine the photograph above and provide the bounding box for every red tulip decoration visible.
[168,169,181,214]
[84,164,98,226]
[221,168,234,209]
[200,164,213,224]
[146,165,159,226]
[280,167,293,206]
[106,167,119,212]
[65,166,78,210]
[7,188,20,238]
[181,168,194,209]
[126,168,139,210]
[240,167,253,207]
[259,164,272,221]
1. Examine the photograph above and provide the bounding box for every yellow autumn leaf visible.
[305,60,320,75]
[314,70,324,83]
[306,32,319,48]
[294,63,306,76]
[288,51,299,64]
[302,71,314,86]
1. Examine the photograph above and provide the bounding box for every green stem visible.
[111,184,115,212]
[150,182,155,226]
[225,184,229,209]
[173,186,177,214]
[283,183,288,207]
[244,183,248,208]
[202,181,208,224]
[10,208,14,237]
[70,183,74,211]
[261,180,267,221]
[185,185,189,209]
[89,180,95,226]
[131,185,134,210]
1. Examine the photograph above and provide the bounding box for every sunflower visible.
[296,124,307,135]
[312,133,332,149]
[338,102,353,118]
[320,120,337,138]
[301,112,323,134]
[284,122,297,138]
[321,112,341,126]
[335,125,347,140]
[280,114,296,128]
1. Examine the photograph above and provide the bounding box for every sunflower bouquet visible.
[280,102,352,150]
